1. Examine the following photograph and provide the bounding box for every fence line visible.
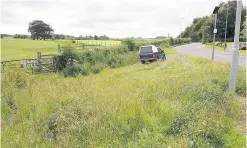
[1,52,57,74]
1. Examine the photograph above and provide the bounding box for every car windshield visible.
[140,46,152,53]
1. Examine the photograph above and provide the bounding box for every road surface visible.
[174,43,246,67]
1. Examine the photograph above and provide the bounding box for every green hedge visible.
[55,45,139,77]
[135,38,191,49]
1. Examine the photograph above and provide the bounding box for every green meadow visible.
[1,38,122,61]
[2,38,60,61]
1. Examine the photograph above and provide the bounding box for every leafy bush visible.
[55,44,139,77]
[135,38,191,48]
[55,46,82,70]
[121,38,136,51]
[62,59,83,77]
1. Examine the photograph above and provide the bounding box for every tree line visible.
[26,20,111,40]
[181,1,246,43]
[54,34,110,40]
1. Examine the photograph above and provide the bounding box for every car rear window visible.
[140,46,152,53]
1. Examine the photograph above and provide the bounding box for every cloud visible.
[1,0,240,38]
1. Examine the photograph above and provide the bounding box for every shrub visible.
[216,42,223,46]
[92,62,105,74]
[55,46,82,71]
[169,38,174,46]
[62,59,83,77]
[160,40,170,48]
[55,45,139,77]
[121,38,136,51]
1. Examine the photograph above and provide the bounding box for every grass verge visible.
[206,44,246,55]
[163,48,177,54]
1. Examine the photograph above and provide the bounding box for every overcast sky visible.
[1,0,245,38]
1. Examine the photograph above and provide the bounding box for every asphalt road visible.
[173,43,246,67]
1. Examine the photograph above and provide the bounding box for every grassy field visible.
[1,38,122,61]
[1,37,60,61]
[2,56,245,147]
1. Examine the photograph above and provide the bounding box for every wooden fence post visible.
[53,57,57,73]
[37,52,41,71]
[1,62,4,73]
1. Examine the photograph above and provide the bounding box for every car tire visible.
[163,55,166,60]
[141,60,145,64]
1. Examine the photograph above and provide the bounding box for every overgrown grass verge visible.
[206,44,225,51]
[162,48,177,54]
[206,44,246,55]
[239,50,247,54]
[2,56,245,147]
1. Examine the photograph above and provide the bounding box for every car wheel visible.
[163,55,166,60]
[156,56,159,62]
[141,61,145,64]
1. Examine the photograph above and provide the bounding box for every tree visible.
[28,20,54,40]
[94,35,99,40]
[13,34,28,39]
[240,16,246,40]
[54,34,66,40]
[180,1,246,43]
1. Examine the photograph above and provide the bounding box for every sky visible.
[1,0,246,38]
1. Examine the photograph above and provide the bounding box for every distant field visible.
[1,38,61,61]
[75,40,121,46]
[1,38,122,61]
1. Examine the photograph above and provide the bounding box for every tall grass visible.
[2,56,245,147]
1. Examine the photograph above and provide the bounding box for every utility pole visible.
[212,6,220,60]
[212,14,217,60]
[224,2,229,51]
[229,0,242,90]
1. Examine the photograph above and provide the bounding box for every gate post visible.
[37,52,41,71]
